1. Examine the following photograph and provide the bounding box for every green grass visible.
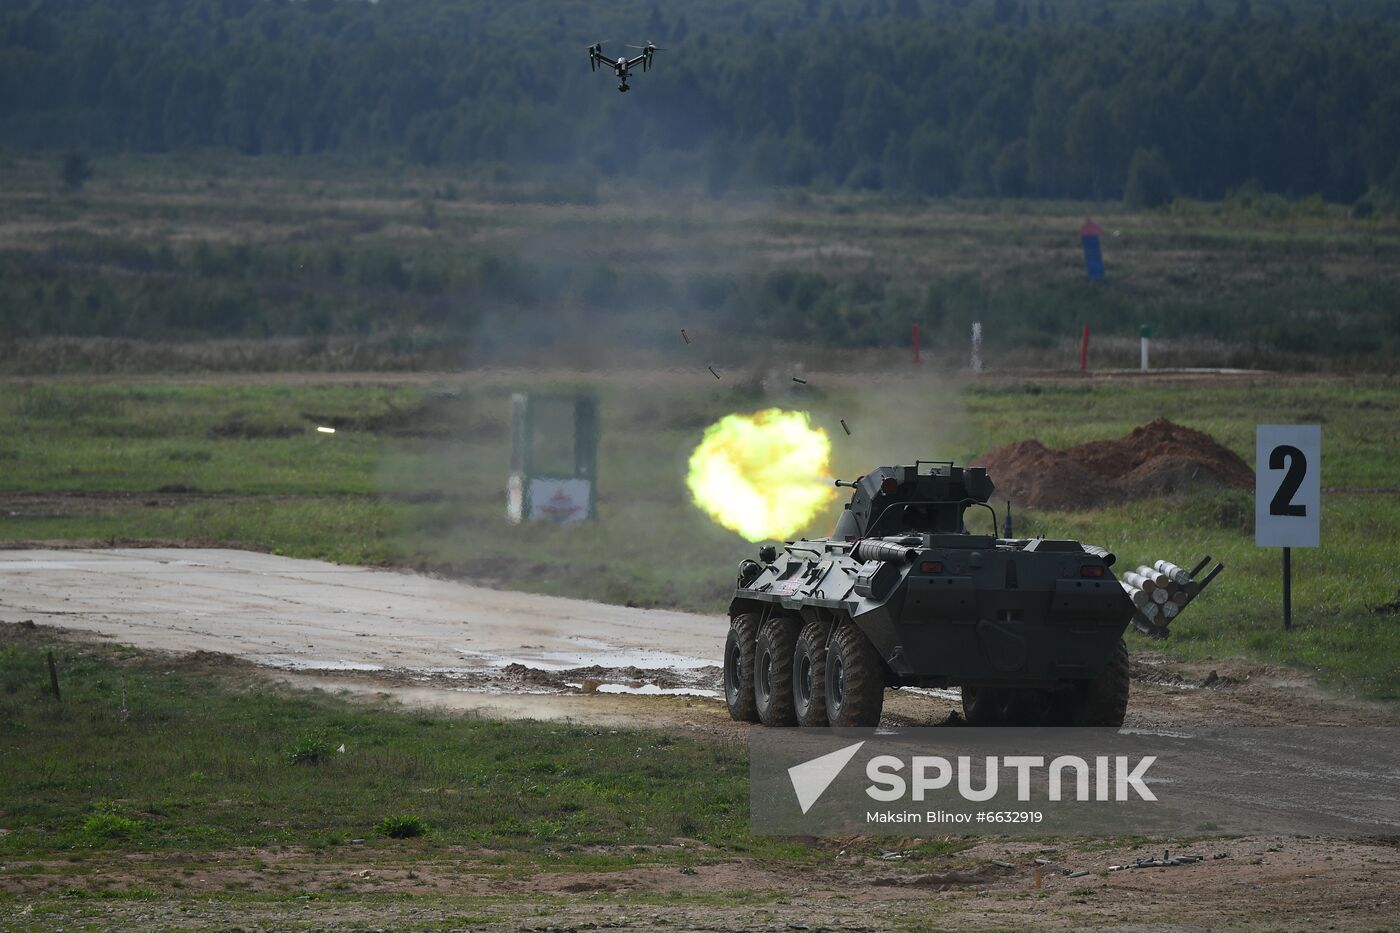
[4,154,1400,369]
[0,635,793,864]
[1,375,1397,698]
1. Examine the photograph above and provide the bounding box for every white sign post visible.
[1255,425,1321,630]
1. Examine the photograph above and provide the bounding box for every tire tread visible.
[825,622,884,727]
[724,614,760,723]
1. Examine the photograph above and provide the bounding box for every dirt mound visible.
[972,418,1253,511]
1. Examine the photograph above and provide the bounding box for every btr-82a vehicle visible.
[725,462,1219,728]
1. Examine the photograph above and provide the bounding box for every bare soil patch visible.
[972,417,1254,510]
[4,835,1397,930]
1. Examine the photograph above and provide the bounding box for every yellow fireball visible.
[687,409,837,542]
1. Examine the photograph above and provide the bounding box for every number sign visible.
[1255,425,1321,548]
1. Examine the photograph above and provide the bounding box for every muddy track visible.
[1,547,1391,733]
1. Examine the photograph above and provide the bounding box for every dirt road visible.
[0,547,732,719]
[1,547,1392,731]
[0,547,722,666]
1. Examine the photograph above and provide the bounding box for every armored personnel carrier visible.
[725,462,1220,727]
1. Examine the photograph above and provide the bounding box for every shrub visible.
[60,152,93,190]
[82,812,141,839]
[376,815,427,839]
[285,730,332,765]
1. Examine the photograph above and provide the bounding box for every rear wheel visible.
[755,615,801,726]
[824,623,884,727]
[961,639,1130,727]
[1070,638,1130,726]
[724,614,760,723]
[792,620,831,727]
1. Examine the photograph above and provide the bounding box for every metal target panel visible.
[507,392,599,524]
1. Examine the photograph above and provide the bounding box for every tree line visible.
[4,0,1400,203]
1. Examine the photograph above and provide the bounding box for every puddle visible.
[1122,728,1196,739]
[901,687,962,701]
[259,656,386,672]
[565,681,720,699]
[456,636,716,672]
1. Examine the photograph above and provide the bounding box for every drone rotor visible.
[586,40,608,73]
[626,42,666,71]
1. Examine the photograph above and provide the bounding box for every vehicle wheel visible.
[1070,638,1130,727]
[792,620,831,727]
[824,623,884,727]
[724,614,760,723]
[755,615,801,726]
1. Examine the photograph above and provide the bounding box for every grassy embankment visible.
[0,376,1397,699]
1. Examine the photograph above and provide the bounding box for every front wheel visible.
[724,614,760,723]
[824,623,884,727]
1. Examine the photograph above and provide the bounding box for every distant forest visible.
[5,0,1400,203]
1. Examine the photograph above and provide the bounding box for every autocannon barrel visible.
[852,539,919,564]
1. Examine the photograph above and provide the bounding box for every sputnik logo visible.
[788,741,865,814]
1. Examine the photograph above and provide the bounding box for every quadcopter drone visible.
[587,41,664,92]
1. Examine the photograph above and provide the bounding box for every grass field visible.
[2,626,995,929]
[1,373,1397,699]
[4,153,1400,370]
[0,632,771,863]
